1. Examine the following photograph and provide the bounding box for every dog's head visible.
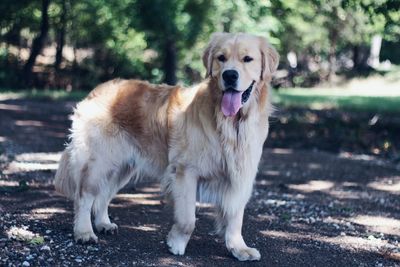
[203,33,279,117]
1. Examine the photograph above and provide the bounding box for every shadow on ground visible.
[0,98,399,266]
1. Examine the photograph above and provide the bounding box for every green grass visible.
[0,88,87,101]
[273,88,400,113]
[0,87,399,113]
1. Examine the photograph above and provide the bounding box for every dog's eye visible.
[217,55,226,62]
[243,56,253,63]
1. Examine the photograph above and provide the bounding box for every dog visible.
[54,32,279,261]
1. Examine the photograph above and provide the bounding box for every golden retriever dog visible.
[55,32,279,261]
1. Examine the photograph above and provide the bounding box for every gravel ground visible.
[0,97,399,267]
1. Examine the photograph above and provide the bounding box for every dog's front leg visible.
[166,167,197,255]
[225,207,261,261]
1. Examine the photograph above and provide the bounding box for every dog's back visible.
[54,79,175,200]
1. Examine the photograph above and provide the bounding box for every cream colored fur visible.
[54,32,279,261]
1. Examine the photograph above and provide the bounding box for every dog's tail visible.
[54,148,76,200]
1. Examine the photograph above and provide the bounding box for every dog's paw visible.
[230,247,261,261]
[96,222,118,235]
[166,231,188,255]
[74,231,98,244]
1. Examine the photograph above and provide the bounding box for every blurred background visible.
[0,0,399,90]
[1,3,400,265]
[0,0,399,162]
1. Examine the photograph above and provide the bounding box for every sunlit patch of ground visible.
[368,180,400,193]
[288,180,334,193]
[4,152,61,175]
[350,215,400,236]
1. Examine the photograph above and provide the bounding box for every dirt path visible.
[1,98,399,266]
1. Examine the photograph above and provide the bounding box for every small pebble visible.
[41,245,51,251]
[26,255,34,260]
[22,261,30,267]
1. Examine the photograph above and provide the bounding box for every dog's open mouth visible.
[221,81,255,117]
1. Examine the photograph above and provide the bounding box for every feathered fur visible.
[54,33,279,261]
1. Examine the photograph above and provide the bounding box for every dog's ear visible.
[259,37,279,81]
[202,32,227,78]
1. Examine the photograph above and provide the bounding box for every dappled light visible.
[117,193,159,200]
[30,207,70,220]
[114,194,161,206]
[1,100,399,265]
[32,207,69,215]
[261,229,396,253]
[125,225,160,232]
[4,152,61,175]
[0,180,19,187]
[0,0,399,264]
[350,215,400,236]
[5,162,59,174]
[271,148,293,155]
[0,103,26,112]
[339,152,379,162]
[15,153,61,163]
[288,180,334,193]
[157,257,188,267]
[368,181,400,193]
[15,120,46,127]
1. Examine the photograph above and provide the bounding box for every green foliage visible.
[0,88,87,101]
[273,89,400,113]
[0,0,399,89]
[29,236,45,245]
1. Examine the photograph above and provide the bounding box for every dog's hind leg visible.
[92,190,117,235]
[93,162,134,234]
[73,161,107,243]
[166,166,198,256]
[74,191,97,243]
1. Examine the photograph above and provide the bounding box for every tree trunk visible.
[327,27,338,81]
[327,6,339,81]
[55,0,67,71]
[23,0,50,86]
[163,39,177,85]
[352,44,360,71]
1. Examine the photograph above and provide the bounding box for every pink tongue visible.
[221,90,243,117]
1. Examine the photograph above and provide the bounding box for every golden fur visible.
[55,32,279,261]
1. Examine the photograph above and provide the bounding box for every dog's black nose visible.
[222,70,239,85]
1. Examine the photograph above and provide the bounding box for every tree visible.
[0,0,398,89]
[54,0,68,71]
[134,0,211,85]
[23,0,50,85]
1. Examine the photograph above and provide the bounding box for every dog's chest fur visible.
[167,82,269,184]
